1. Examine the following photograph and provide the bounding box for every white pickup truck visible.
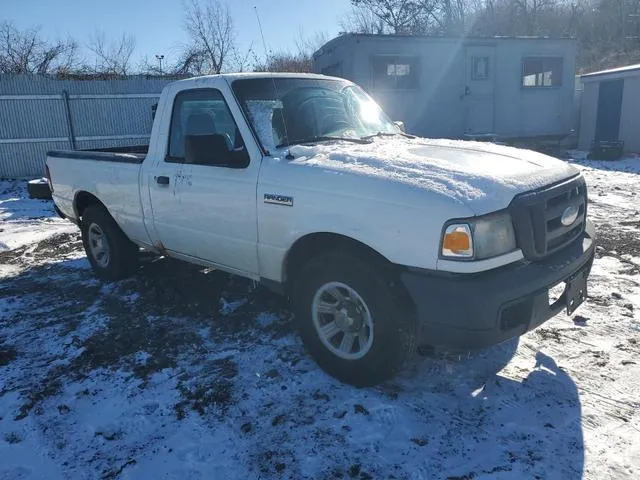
[46,73,595,386]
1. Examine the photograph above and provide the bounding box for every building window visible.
[522,57,563,87]
[372,55,419,89]
[471,56,490,80]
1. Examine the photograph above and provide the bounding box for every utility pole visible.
[155,54,165,75]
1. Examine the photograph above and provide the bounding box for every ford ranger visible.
[46,73,595,386]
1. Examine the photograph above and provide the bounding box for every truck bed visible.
[46,145,150,246]
[47,145,148,164]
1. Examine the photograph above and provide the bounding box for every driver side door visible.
[148,88,260,276]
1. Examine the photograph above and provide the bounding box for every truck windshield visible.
[231,77,400,153]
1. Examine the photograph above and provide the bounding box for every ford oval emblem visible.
[561,205,579,226]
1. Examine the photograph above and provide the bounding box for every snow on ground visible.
[0,182,76,253]
[0,156,639,480]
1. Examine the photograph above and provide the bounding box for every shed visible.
[578,64,640,154]
[313,34,577,140]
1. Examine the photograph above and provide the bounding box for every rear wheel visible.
[80,205,138,281]
[293,251,416,387]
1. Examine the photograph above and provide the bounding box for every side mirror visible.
[184,134,248,168]
[394,121,406,133]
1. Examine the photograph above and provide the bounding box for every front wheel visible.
[80,205,138,281]
[293,251,416,387]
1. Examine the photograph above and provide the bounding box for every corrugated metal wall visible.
[0,75,176,178]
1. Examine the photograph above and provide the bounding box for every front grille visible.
[509,176,587,261]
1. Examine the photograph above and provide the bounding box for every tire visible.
[293,251,417,387]
[27,178,52,200]
[80,204,138,281]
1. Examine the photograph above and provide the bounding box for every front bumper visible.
[401,220,596,351]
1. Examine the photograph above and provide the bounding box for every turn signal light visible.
[441,224,473,258]
[443,231,470,252]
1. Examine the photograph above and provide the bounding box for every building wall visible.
[313,35,577,139]
[314,37,355,80]
[0,75,175,178]
[578,82,599,151]
[619,76,640,153]
[491,39,576,138]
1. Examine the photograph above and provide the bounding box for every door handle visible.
[156,176,170,185]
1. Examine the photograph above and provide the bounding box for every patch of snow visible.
[0,392,65,480]
[255,312,279,327]
[287,137,579,214]
[0,180,76,252]
[219,298,248,316]
[135,351,151,365]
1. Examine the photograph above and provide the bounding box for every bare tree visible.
[343,0,477,35]
[87,32,136,76]
[350,0,422,34]
[254,52,314,73]
[437,0,470,33]
[182,0,236,74]
[254,29,328,73]
[294,29,327,56]
[0,21,80,74]
[348,0,444,34]
[340,6,387,34]
[139,55,168,76]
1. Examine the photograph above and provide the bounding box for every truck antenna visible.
[253,5,293,159]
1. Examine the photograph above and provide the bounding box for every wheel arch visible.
[73,191,106,220]
[283,232,395,294]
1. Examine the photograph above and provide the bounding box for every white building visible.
[313,34,577,140]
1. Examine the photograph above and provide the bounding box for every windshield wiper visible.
[360,131,415,140]
[276,136,372,149]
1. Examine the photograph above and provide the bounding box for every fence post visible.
[62,90,76,150]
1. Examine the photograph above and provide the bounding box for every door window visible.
[167,89,248,167]
[471,56,490,80]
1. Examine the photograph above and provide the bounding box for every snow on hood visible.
[287,137,579,214]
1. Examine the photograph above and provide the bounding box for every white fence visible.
[0,75,175,178]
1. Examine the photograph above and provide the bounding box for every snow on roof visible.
[581,64,640,80]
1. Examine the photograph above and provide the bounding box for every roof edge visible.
[313,33,577,58]
[581,64,640,80]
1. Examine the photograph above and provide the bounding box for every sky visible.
[3,0,353,68]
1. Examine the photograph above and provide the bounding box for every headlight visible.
[441,212,516,260]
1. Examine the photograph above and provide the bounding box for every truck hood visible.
[287,137,579,215]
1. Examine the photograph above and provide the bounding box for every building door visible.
[594,79,624,142]
[464,46,495,135]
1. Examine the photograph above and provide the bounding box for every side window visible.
[522,57,563,88]
[167,89,248,168]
